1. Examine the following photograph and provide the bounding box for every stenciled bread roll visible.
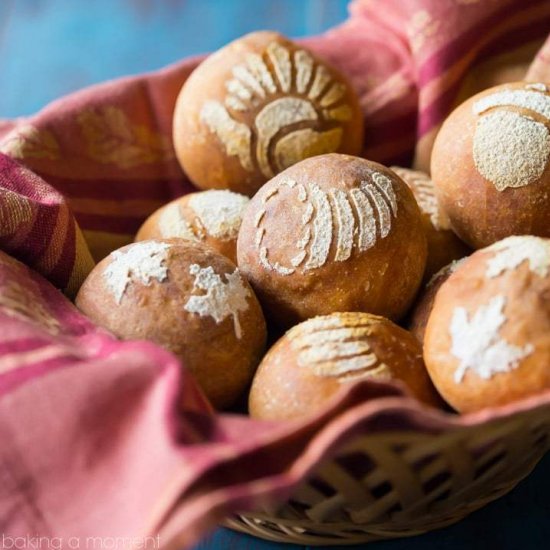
[249,312,443,420]
[173,31,363,196]
[431,82,550,248]
[135,190,249,264]
[75,239,266,409]
[424,236,550,412]
[237,154,427,327]
[391,167,469,280]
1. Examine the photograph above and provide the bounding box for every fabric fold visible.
[0,1,550,549]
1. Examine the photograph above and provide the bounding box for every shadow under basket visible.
[225,404,550,545]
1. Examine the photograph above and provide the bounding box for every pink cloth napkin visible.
[1,1,550,548]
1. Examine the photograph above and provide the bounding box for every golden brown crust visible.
[135,190,249,264]
[75,239,266,409]
[237,154,427,327]
[173,31,364,196]
[408,259,467,344]
[431,82,550,249]
[249,312,443,420]
[423,236,550,412]
[390,167,470,280]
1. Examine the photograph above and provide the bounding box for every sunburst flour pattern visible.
[200,41,352,179]
[256,173,398,276]
[472,83,550,191]
[287,315,390,383]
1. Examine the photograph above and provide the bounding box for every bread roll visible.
[75,239,266,409]
[237,154,427,327]
[135,190,249,264]
[173,31,363,196]
[408,259,467,343]
[431,82,550,248]
[424,236,550,412]
[391,166,470,280]
[249,312,443,420]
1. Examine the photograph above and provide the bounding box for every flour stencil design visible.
[201,41,352,179]
[256,172,398,276]
[288,315,390,382]
[472,83,550,191]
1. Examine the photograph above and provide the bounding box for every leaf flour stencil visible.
[255,172,398,276]
[472,83,550,191]
[200,41,353,179]
[184,264,251,339]
[449,295,533,383]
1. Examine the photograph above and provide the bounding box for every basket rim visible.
[244,380,550,445]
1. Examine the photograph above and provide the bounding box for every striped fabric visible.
[0,155,94,297]
[0,1,549,548]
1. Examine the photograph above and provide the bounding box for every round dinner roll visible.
[408,258,467,344]
[75,239,266,409]
[237,154,427,327]
[424,236,550,413]
[173,30,363,196]
[135,190,249,264]
[431,82,550,249]
[391,166,469,280]
[249,312,443,420]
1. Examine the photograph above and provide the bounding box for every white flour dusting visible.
[184,264,251,339]
[472,111,550,191]
[450,295,533,383]
[288,314,387,382]
[486,236,550,278]
[473,87,550,119]
[104,241,171,304]
[158,202,198,241]
[189,190,249,240]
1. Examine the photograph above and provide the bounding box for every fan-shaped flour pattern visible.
[200,41,352,178]
[288,315,390,383]
[472,84,550,191]
[256,174,398,276]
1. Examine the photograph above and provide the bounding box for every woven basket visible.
[225,400,550,545]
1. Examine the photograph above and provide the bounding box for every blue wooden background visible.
[0,1,548,548]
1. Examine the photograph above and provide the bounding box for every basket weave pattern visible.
[226,406,550,545]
